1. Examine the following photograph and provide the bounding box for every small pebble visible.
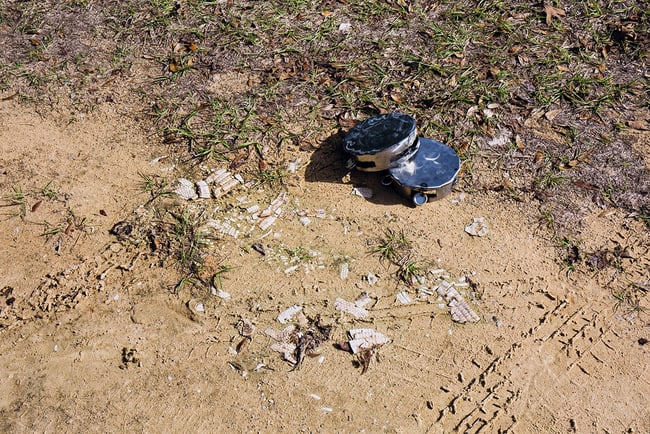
[465,217,488,237]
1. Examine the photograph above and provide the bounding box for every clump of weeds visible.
[0,186,27,219]
[370,229,429,285]
[139,172,172,204]
[612,284,647,318]
[370,228,413,265]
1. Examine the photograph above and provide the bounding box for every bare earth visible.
[0,100,648,433]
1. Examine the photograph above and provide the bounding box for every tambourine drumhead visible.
[387,138,460,191]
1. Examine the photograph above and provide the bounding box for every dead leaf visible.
[64,222,74,236]
[515,135,525,150]
[390,91,404,103]
[235,337,250,354]
[502,178,514,190]
[456,142,470,156]
[560,159,579,170]
[544,109,562,121]
[229,149,250,170]
[544,4,565,26]
[321,10,334,18]
[572,180,599,191]
[627,120,649,130]
[577,149,593,162]
[258,159,268,171]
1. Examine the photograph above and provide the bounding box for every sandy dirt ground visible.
[1,100,649,433]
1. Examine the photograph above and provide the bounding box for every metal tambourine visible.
[343,113,419,172]
[382,137,460,206]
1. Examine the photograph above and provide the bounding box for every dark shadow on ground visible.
[304,130,417,207]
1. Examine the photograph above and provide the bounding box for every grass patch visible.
[612,284,647,317]
[370,228,412,265]
[370,229,430,286]
[169,210,207,269]
[139,172,172,203]
[0,186,27,218]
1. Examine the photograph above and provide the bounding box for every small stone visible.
[465,217,488,237]
[366,273,379,286]
[354,292,372,307]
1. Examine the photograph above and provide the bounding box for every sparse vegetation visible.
[0,186,27,218]
[40,181,57,200]
[612,284,647,317]
[169,210,206,269]
[371,229,430,286]
[211,263,235,292]
[371,229,413,265]
[396,258,429,286]
[559,237,581,274]
[1,0,646,295]
[286,246,313,262]
[139,172,171,203]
